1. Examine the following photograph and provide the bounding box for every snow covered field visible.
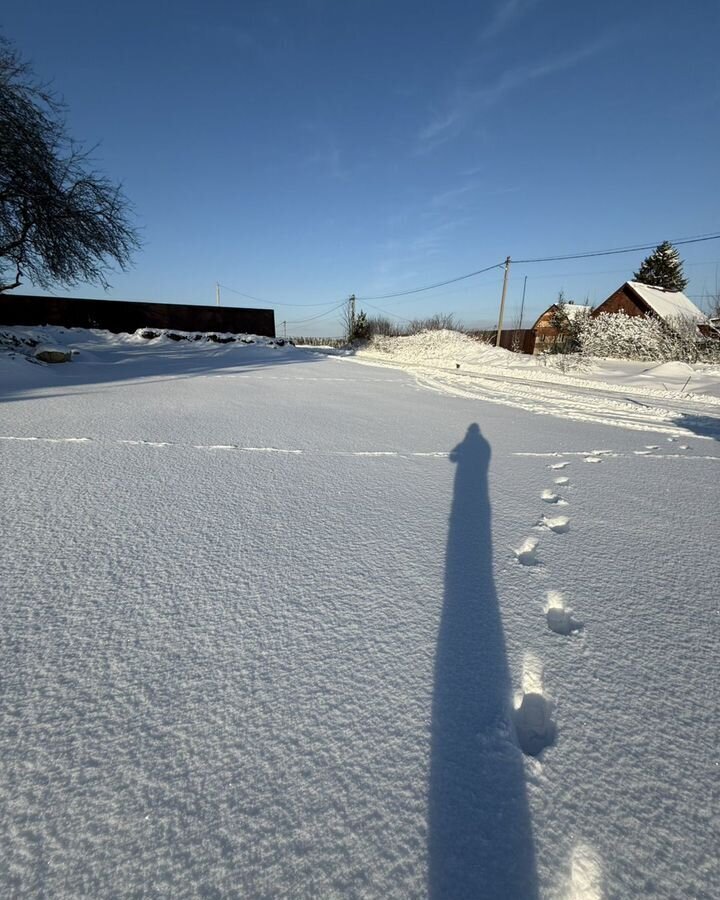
[1,327,718,898]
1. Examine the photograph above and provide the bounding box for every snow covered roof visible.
[531,303,592,330]
[626,281,706,323]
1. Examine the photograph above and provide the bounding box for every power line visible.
[511,258,720,282]
[218,283,341,308]
[354,232,720,304]
[355,262,504,301]
[220,231,720,318]
[217,283,272,306]
[285,300,348,326]
[514,232,720,264]
[361,301,413,322]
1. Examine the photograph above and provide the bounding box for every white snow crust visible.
[1,326,718,898]
[627,280,707,323]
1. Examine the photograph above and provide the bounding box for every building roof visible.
[531,302,592,330]
[626,281,706,323]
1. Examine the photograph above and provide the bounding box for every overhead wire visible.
[218,283,342,308]
[285,300,348,326]
[355,262,504,301]
[356,233,720,303]
[361,302,414,322]
[513,232,720,264]
[219,231,720,320]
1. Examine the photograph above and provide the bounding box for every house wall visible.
[0,294,276,337]
[533,308,562,353]
[592,287,646,318]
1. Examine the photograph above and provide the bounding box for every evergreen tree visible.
[352,310,371,341]
[633,241,688,292]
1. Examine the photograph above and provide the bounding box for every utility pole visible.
[215,282,220,307]
[519,275,528,329]
[282,320,287,339]
[495,257,511,347]
[350,293,356,335]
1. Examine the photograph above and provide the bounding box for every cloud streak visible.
[418,37,614,151]
[481,0,541,41]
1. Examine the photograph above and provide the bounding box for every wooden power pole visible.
[495,257,511,347]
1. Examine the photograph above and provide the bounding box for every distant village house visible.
[530,301,592,354]
[593,281,707,331]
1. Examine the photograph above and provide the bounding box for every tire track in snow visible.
[412,370,720,438]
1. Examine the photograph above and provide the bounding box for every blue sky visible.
[4,0,719,334]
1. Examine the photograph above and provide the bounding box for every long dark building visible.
[0,294,275,337]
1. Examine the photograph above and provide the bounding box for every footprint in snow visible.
[514,536,539,565]
[544,590,583,636]
[584,456,602,464]
[554,476,570,486]
[679,444,690,450]
[566,844,603,900]
[548,462,569,470]
[539,514,570,534]
[514,653,555,757]
[541,489,567,505]
[645,445,659,450]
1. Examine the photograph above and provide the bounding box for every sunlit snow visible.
[1,327,718,898]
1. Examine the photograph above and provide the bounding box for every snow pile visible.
[333,328,720,406]
[352,329,530,370]
[0,325,293,365]
[136,327,291,346]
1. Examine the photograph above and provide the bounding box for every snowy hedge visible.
[577,312,720,363]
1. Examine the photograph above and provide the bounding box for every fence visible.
[0,294,275,337]
[469,329,536,354]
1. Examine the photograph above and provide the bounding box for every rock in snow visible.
[34,344,72,363]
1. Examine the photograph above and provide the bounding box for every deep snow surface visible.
[1,328,718,898]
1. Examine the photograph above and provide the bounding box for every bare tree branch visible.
[0,36,141,293]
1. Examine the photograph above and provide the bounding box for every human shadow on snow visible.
[429,423,537,899]
[671,412,720,441]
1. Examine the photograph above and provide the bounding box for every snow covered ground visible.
[1,327,718,898]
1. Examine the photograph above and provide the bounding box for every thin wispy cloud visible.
[429,179,519,209]
[481,0,540,41]
[418,37,614,152]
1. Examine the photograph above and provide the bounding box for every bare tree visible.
[407,312,457,334]
[0,38,140,293]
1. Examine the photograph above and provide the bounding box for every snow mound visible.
[135,328,289,346]
[355,329,518,369]
[642,361,695,378]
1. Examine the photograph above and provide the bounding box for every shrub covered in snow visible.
[546,301,591,354]
[577,312,720,363]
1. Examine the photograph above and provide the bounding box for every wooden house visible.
[593,281,706,327]
[531,302,592,354]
